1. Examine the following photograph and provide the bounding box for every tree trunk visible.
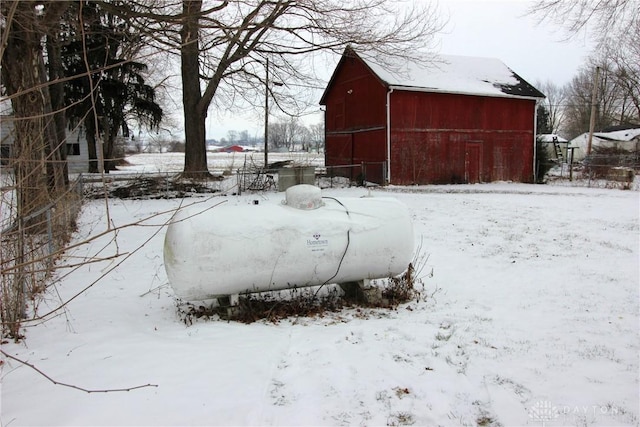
[104,140,116,172]
[180,0,210,179]
[85,117,99,173]
[103,117,116,172]
[46,32,70,187]
[40,41,68,193]
[1,3,51,229]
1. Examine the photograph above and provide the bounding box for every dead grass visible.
[176,264,427,325]
[83,175,222,200]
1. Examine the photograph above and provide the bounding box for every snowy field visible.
[1,154,639,426]
[116,151,325,175]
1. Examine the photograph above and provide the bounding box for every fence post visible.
[46,208,54,267]
[76,174,84,196]
[569,149,574,181]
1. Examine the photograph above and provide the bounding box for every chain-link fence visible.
[584,152,639,176]
[544,148,639,189]
[1,177,83,338]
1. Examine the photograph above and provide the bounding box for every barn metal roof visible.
[322,47,545,102]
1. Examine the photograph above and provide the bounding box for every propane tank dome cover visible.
[284,184,323,210]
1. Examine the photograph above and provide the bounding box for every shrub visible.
[535,140,554,183]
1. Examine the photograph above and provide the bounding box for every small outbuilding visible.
[320,47,545,184]
[568,127,640,162]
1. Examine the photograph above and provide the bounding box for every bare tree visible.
[1,1,70,220]
[297,125,313,152]
[536,79,567,135]
[529,0,640,131]
[226,130,239,145]
[563,68,600,139]
[113,0,443,178]
[308,122,324,153]
[238,130,249,144]
[268,117,310,151]
[563,57,635,138]
[604,36,640,125]
[268,122,288,150]
[528,0,639,49]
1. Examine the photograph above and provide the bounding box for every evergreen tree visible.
[536,103,552,135]
[535,104,553,183]
[63,1,162,172]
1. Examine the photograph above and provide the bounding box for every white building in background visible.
[0,116,89,173]
[64,124,90,174]
[569,128,640,161]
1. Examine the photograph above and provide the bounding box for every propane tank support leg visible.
[217,294,241,320]
[339,279,382,304]
[339,280,365,301]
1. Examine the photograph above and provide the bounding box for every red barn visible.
[320,47,545,185]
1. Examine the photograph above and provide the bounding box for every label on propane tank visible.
[307,232,329,252]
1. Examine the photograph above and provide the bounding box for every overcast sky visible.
[205,0,595,141]
[436,0,594,85]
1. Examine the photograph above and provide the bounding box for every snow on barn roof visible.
[348,48,545,100]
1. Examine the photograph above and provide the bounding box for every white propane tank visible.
[163,185,413,301]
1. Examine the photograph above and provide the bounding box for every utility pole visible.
[264,58,270,169]
[263,58,283,169]
[586,66,600,156]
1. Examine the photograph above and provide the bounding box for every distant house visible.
[220,145,245,153]
[64,125,90,173]
[568,128,640,161]
[213,145,258,153]
[320,47,545,184]
[0,116,89,173]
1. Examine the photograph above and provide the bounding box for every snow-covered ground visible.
[1,154,639,426]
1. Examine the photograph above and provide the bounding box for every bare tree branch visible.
[527,0,639,48]
[536,79,567,134]
[1,349,158,393]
